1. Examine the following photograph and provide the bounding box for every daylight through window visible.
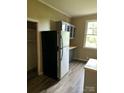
[84,20,97,48]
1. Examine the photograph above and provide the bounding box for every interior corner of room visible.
[27,0,97,93]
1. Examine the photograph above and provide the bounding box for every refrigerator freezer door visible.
[61,31,70,47]
[41,31,58,79]
[60,47,69,78]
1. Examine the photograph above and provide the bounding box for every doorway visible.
[27,21,38,79]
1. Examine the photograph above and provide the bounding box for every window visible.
[84,20,97,49]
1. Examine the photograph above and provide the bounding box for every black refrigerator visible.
[41,31,70,80]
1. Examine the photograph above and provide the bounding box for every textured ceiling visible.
[39,0,97,17]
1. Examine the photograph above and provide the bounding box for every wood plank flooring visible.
[27,61,85,93]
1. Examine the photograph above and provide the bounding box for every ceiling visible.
[39,0,97,17]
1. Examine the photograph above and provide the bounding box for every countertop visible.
[84,59,97,70]
[69,46,77,50]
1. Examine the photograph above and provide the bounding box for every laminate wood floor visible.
[27,61,85,93]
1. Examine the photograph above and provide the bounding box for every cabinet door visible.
[70,27,75,39]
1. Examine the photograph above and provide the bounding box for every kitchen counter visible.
[85,59,97,70]
[83,59,97,93]
[69,46,77,50]
[69,46,77,62]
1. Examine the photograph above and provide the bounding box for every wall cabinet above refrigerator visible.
[56,21,76,39]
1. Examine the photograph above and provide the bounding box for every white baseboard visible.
[73,58,88,62]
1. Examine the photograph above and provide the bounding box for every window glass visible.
[84,20,97,49]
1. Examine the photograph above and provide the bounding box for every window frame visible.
[83,19,97,49]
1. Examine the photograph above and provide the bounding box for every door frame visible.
[27,18,42,75]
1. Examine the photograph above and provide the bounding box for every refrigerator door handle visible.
[61,36,63,61]
[60,34,63,61]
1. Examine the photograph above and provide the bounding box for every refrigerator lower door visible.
[60,47,69,79]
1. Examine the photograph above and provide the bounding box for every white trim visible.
[83,47,97,50]
[38,0,71,17]
[27,18,39,22]
[83,20,88,48]
[27,19,43,76]
[73,58,88,62]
